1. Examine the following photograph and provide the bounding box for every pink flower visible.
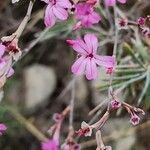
[104,0,127,6]
[130,113,140,126]
[106,67,113,74]
[67,34,115,80]
[41,139,58,150]
[42,0,72,27]
[110,99,121,109]
[137,17,146,26]
[74,3,101,28]
[76,121,93,137]
[117,18,128,30]
[0,123,7,135]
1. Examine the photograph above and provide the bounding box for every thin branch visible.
[6,106,48,142]
[80,120,150,149]
[14,0,34,39]
[69,77,76,131]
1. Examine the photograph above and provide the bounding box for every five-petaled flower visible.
[67,34,115,80]
[42,0,72,28]
[74,3,101,29]
[117,18,128,30]
[137,17,146,26]
[110,99,121,109]
[130,113,140,126]
[104,0,127,6]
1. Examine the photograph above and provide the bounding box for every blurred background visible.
[0,0,150,149]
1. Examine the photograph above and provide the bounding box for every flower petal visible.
[88,12,101,24]
[84,34,98,54]
[72,39,88,55]
[56,0,72,8]
[81,121,92,137]
[85,58,97,80]
[95,55,115,68]
[7,68,14,78]
[0,60,6,70]
[71,56,87,75]
[41,139,57,150]
[104,0,116,6]
[0,44,5,58]
[53,5,68,20]
[44,4,56,27]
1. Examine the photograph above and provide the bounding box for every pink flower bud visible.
[106,67,113,75]
[66,40,76,46]
[86,0,97,5]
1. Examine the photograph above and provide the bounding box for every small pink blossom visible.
[74,3,101,28]
[117,18,128,30]
[0,123,7,135]
[76,121,93,136]
[1,36,22,61]
[41,139,58,150]
[130,113,140,126]
[106,67,113,74]
[137,17,146,26]
[67,34,115,80]
[110,99,121,109]
[42,0,72,28]
[104,0,127,6]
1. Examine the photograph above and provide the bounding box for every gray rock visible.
[24,64,56,109]
[115,135,135,150]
